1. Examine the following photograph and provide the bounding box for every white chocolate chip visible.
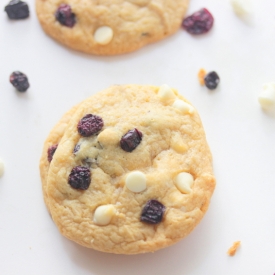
[158,84,176,103]
[171,132,188,153]
[172,99,194,114]
[0,158,4,177]
[94,26,114,45]
[97,128,120,146]
[231,0,252,16]
[258,83,275,109]
[175,172,194,194]
[93,204,115,225]
[125,171,146,193]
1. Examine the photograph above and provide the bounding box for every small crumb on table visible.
[198,68,207,86]
[0,158,5,177]
[227,241,241,256]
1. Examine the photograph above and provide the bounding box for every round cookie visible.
[44,84,215,254]
[36,0,190,55]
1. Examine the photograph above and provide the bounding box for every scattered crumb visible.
[198,68,207,86]
[258,83,275,109]
[230,0,252,17]
[227,241,241,256]
[0,158,5,177]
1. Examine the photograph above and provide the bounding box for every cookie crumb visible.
[198,69,207,86]
[0,158,4,177]
[230,0,252,16]
[258,83,275,109]
[227,241,241,256]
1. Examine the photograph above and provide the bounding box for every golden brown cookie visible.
[42,84,215,254]
[36,0,189,55]
[39,104,79,211]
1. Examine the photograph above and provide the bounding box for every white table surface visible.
[1,0,275,274]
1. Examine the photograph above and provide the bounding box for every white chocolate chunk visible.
[94,26,114,45]
[231,0,252,16]
[258,83,275,109]
[97,128,120,146]
[171,132,188,153]
[175,172,194,194]
[0,158,4,177]
[158,84,176,103]
[126,171,146,193]
[93,205,115,225]
[172,99,194,114]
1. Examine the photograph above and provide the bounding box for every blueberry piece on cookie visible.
[55,4,76,28]
[141,200,165,224]
[68,166,91,190]
[120,128,142,152]
[77,114,104,137]
[47,144,58,162]
[73,144,80,154]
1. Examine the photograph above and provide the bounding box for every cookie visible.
[41,84,215,254]
[40,104,80,210]
[36,0,189,55]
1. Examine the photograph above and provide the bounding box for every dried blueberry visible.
[141,200,165,224]
[77,114,104,137]
[9,71,29,92]
[55,4,76,28]
[120,128,143,152]
[204,71,220,90]
[68,166,91,190]
[4,0,29,20]
[47,144,58,162]
[182,8,214,35]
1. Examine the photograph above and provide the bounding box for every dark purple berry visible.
[141,200,165,224]
[68,166,91,190]
[55,4,76,28]
[73,144,80,154]
[47,144,58,162]
[182,8,214,35]
[4,0,29,20]
[204,71,220,90]
[77,114,104,137]
[9,71,29,92]
[120,128,142,152]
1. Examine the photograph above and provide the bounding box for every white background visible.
[1,0,275,274]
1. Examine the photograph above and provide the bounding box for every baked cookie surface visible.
[36,0,189,55]
[40,104,80,211]
[42,84,215,254]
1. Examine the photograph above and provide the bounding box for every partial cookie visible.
[40,104,80,210]
[43,84,215,254]
[36,0,189,55]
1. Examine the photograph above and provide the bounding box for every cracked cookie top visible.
[36,0,190,55]
[44,84,215,254]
